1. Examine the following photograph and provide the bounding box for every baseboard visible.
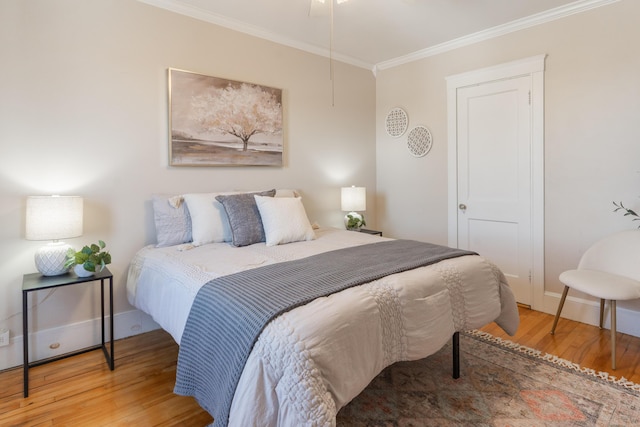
[0,309,160,372]
[540,290,640,338]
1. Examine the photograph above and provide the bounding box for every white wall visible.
[376,0,640,329]
[4,0,638,372]
[0,0,376,369]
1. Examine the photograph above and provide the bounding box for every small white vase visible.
[74,264,94,277]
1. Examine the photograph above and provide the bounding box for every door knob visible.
[458,203,467,211]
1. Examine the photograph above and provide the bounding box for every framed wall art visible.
[168,68,283,166]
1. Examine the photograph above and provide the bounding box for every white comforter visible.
[127,227,519,426]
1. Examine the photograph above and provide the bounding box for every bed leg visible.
[452,332,460,379]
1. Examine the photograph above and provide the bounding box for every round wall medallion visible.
[385,107,408,138]
[406,125,433,157]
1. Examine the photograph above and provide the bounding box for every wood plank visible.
[0,330,211,426]
[480,306,640,381]
[1,307,639,425]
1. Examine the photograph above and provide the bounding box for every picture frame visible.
[168,68,283,166]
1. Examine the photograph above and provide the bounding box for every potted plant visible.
[613,201,640,228]
[64,240,112,277]
[345,213,366,231]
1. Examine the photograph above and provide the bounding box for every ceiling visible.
[139,0,615,71]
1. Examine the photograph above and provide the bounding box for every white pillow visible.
[182,193,233,245]
[255,195,315,246]
[274,189,300,198]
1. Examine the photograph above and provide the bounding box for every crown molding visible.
[136,0,373,70]
[374,0,620,72]
[138,0,619,74]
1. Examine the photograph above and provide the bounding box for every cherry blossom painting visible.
[168,68,283,166]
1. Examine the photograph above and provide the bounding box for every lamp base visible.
[344,211,365,231]
[35,242,71,276]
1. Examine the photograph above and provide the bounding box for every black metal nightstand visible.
[22,267,114,397]
[357,228,382,236]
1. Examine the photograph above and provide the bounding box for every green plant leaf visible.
[613,200,640,228]
[63,240,112,270]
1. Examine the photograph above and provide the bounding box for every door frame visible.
[446,54,546,310]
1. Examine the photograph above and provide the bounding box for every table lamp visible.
[341,186,366,230]
[26,195,83,276]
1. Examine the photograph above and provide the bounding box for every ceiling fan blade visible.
[309,0,329,17]
[309,0,351,17]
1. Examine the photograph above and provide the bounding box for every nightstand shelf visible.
[22,267,114,398]
[357,228,382,236]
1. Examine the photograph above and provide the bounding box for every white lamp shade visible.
[26,195,83,276]
[26,196,83,241]
[341,186,366,212]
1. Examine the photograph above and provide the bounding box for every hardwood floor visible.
[2,306,640,426]
[479,305,640,383]
[0,329,212,426]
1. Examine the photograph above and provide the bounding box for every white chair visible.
[550,230,640,370]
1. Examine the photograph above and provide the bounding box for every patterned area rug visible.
[337,330,640,426]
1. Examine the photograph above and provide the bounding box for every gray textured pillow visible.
[215,189,276,247]
[152,194,192,247]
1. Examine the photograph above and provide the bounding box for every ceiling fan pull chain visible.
[330,0,335,106]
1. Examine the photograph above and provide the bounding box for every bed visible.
[127,190,519,426]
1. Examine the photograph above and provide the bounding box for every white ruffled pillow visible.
[255,195,315,246]
[274,189,299,198]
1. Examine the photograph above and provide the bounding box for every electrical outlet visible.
[0,328,9,347]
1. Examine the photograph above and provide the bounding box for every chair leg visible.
[611,300,617,370]
[551,286,570,335]
[599,299,605,329]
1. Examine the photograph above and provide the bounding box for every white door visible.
[456,76,532,305]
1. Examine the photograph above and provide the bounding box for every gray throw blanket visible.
[174,239,476,426]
